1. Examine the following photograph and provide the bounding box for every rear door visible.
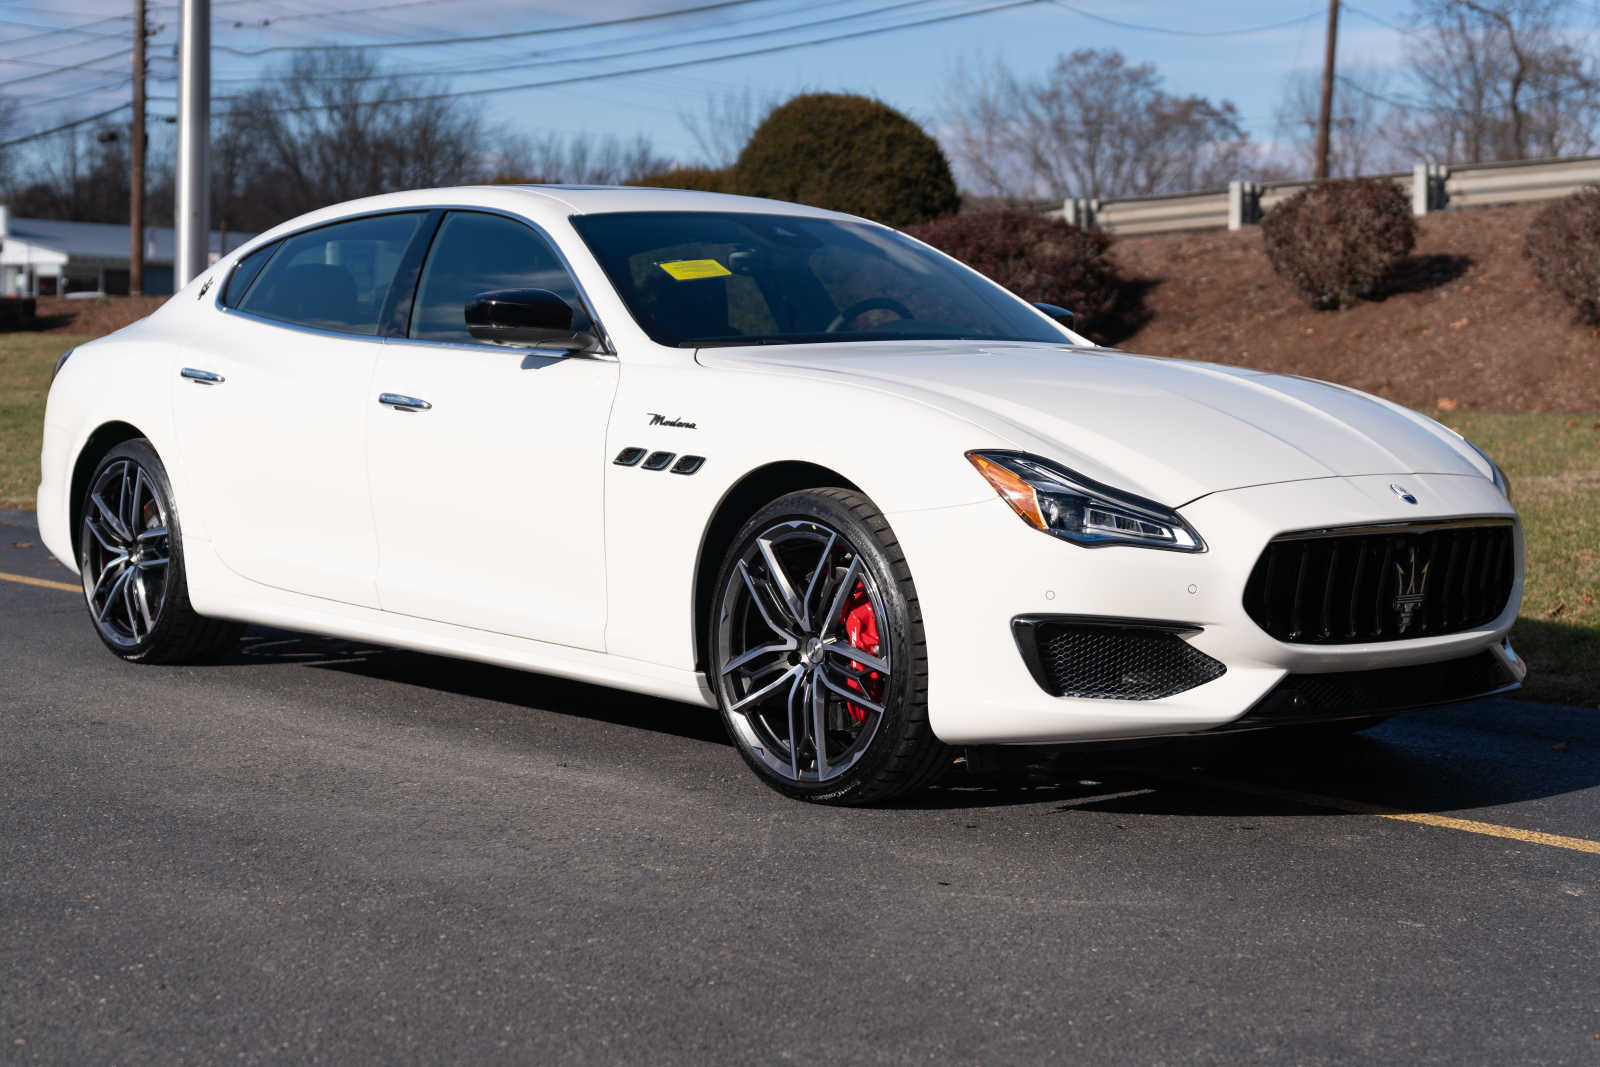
[170,211,428,606]
[366,210,619,650]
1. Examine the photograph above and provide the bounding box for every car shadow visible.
[228,627,1599,817]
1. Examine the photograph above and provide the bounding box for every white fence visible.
[1046,154,1600,235]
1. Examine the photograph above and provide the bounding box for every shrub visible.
[635,166,738,194]
[1261,178,1415,309]
[735,93,960,227]
[905,211,1121,336]
[1523,186,1600,325]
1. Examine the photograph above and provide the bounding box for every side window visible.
[409,212,585,343]
[221,241,277,307]
[237,212,424,336]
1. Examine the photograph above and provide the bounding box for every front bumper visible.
[886,472,1523,745]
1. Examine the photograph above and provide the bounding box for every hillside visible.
[1108,201,1599,414]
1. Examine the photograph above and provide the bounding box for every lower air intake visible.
[1013,617,1227,701]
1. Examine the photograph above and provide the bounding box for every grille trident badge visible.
[1392,547,1431,633]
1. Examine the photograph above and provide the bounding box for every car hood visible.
[696,341,1488,505]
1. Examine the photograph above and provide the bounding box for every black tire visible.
[707,488,949,804]
[77,438,242,664]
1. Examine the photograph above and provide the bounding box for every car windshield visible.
[570,210,1072,348]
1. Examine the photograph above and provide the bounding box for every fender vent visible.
[1014,618,1226,701]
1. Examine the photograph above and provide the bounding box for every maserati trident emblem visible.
[1390,483,1418,505]
[1392,547,1431,633]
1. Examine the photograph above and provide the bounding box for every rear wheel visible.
[709,488,948,804]
[78,439,241,663]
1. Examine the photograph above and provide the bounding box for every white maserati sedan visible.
[37,186,1523,803]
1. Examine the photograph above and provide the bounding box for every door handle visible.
[378,392,432,412]
[180,367,224,384]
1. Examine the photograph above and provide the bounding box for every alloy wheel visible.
[80,458,171,649]
[715,520,893,785]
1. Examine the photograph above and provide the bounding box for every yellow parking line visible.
[0,570,80,593]
[1175,773,1600,856]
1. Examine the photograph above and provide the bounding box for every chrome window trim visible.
[381,334,619,363]
[212,204,616,356]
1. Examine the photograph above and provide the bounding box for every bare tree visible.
[1273,68,1405,178]
[1400,0,1600,161]
[210,50,485,230]
[5,124,130,222]
[484,131,672,186]
[678,87,779,166]
[943,50,1256,200]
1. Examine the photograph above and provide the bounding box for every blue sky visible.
[3,0,1421,165]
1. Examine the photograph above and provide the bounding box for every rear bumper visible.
[887,471,1522,745]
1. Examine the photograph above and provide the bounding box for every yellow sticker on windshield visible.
[658,259,732,281]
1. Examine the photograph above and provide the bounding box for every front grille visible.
[1219,649,1517,729]
[1243,521,1514,644]
[1014,618,1226,700]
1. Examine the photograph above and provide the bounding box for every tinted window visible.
[222,241,276,307]
[238,212,424,335]
[409,212,583,343]
[570,211,1069,348]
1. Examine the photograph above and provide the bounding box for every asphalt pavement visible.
[2,507,1597,1065]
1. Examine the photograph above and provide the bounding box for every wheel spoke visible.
[127,467,147,536]
[729,662,803,713]
[756,536,807,631]
[84,514,123,554]
[818,556,861,640]
[97,567,132,623]
[799,531,836,632]
[131,572,156,633]
[91,490,131,544]
[88,554,129,604]
[822,640,890,677]
[720,639,793,676]
[737,560,793,640]
[818,668,884,717]
[136,555,169,571]
[786,671,808,779]
[810,669,830,779]
[121,571,141,637]
[137,526,168,543]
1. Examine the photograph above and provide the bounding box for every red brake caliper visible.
[839,581,883,724]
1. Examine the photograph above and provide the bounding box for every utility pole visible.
[129,0,146,296]
[174,0,209,287]
[1314,0,1340,181]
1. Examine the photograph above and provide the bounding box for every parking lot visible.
[2,506,1597,1064]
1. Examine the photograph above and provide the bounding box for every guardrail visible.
[1045,154,1600,235]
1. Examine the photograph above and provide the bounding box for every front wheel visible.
[708,488,948,804]
[78,439,241,663]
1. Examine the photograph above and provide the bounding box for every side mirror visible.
[465,289,599,352]
[1032,302,1076,325]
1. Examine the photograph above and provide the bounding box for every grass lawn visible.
[1,330,1595,705]
[0,332,89,509]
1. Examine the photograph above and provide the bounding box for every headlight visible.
[52,347,76,382]
[1462,439,1512,502]
[966,450,1204,551]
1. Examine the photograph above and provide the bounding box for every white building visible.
[0,205,254,297]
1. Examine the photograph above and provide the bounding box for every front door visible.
[366,211,619,650]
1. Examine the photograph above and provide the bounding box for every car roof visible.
[223,185,865,265]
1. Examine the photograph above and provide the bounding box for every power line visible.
[213,0,793,56]
[214,0,942,88]
[208,0,1045,113]
[0,46,135,89]
[0,103,129,150]
[1045,1,1322,37]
